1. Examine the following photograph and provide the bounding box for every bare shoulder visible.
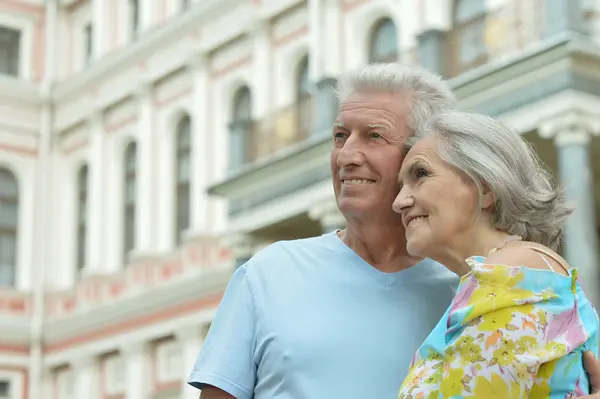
[485,242,570,276]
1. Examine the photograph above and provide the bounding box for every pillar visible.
[92,0,106,57]
[543,0,588,38]
[72,355,100,399]
[122,342,152,399]
[177,325,207,399]
[309,200,346,234]
[86,111,107,275]
[133,83,157,258]
[187,55,209,236]
[540,111,600,307]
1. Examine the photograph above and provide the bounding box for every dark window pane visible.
[369,18,398,63]
[176,185,190,240]
[297,57,310,97]
[0,26,20,76]
[0,232,16,286]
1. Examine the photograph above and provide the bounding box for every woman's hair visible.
[406,109,573,250]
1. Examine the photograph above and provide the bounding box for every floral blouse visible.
[397,254,599,399]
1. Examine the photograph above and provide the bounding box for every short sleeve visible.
[187,264,257,399]
[399,263,590,399]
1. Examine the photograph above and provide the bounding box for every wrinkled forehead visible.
[336,91,411,131]
[399,137,440,173]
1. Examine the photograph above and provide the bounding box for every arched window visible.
[369,18,398,63]
[123,142,137,262]
[175,115,191,243]
[77,164,88,273]
[453,0,487,69]
[0,168,18,287]
[228,86,253,170]
[296,56,312,138]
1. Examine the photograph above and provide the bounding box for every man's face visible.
[330,90,410,219]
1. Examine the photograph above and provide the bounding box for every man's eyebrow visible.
[366,123,388,130]
[333,122,344,128]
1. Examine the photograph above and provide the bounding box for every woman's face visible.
[393,136,485,258]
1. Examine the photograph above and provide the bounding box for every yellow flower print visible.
[515,336,537,354]
[440,368,466,397]
[473,374,517,399]
[491,338,518,367]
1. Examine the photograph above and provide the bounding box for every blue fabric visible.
[188,232,459,399]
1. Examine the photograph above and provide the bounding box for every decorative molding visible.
[538,109,600,146]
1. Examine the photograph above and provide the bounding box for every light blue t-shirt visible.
[188,232,459,399]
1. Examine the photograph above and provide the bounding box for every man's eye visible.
[370,132,382,139]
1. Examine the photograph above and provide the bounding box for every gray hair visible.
[335,63,456,132]
[407,110,572,250]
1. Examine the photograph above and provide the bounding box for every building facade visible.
[0,0,599,398]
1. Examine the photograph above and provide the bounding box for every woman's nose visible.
[392,187,413,214]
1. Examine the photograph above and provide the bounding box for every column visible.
[86,112,107,275]
[309,200,346,234]
[187,55,209,236]
[72,356,100,399]
[250,21,271,119]
[92,0,107,57]
[122,342,152,399]
[540,111,600,307]
[309,0,340,137]
[176,325,207,399]
[133,83,157,258]
[543,0,587,38]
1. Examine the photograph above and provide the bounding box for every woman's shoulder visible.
[483,241,571,276]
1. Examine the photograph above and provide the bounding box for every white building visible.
[0,0,599,398]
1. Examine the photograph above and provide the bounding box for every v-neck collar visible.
[325,231,432,289]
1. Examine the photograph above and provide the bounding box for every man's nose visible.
[392,186,414,214]
[336,135,364,167]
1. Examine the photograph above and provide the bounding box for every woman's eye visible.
[415,168,429,178]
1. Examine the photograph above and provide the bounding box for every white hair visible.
[335,63,456,132]
[407,110,572,250]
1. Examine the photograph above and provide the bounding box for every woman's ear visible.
[481,183,495,210]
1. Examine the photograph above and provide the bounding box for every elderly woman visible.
[393,110,599,398]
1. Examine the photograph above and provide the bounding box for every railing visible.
[447,0,547,78]
[246,96,316,164]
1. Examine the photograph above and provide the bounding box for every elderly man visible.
[188,63,600,399]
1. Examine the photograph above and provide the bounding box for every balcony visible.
[446,0,597,79]
[230,95,316,172]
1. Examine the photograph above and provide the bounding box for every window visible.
[175,115,191,243]
[123,142,137,262]
[0,26,20,77]
[0,380,10,398]
[0,168,18,288]
[77,165,88,273]
[130,0,140,38]
[296,56,312,138]
[369,18,398,63]
[84,23,93,66]
[453,0,487,66]
[103,356,125,395]
[156,341,182,382]
[228,86,252,170]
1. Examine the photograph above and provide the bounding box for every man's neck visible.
[339,217,422,273]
